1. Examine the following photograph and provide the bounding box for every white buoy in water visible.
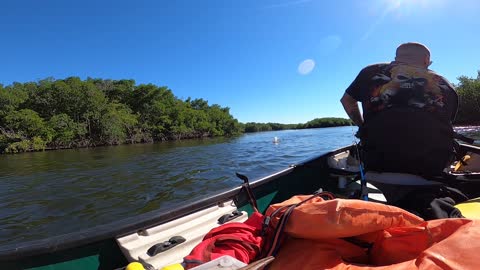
[273,136,279,144]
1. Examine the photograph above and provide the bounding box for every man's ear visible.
[425,56,431,67]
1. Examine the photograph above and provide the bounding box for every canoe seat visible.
[363,172,443,204]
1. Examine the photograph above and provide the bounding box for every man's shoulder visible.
[355,63,391,79]
[363,62,391,69]
[428,69,449,80]
[359,62,391,73]
[428,69,455,89]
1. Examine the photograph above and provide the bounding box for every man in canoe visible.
[340,42,465,217]
[340,42,458,176]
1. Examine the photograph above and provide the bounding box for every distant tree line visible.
[243,117,352,133]
[454,71,480,125]
[0,77,242,153]
[14,72,480,154]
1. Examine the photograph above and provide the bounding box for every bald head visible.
[395,42,431,67]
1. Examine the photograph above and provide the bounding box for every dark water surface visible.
[1,126,479,245]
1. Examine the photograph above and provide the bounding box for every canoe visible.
[2,143,480,270]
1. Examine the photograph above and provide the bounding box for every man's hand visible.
[340,93,364,126]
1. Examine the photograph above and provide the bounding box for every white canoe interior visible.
[116,200,247,269]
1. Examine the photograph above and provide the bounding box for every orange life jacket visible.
[265,195,480,270]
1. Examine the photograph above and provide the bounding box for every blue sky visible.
[1,0,479,124]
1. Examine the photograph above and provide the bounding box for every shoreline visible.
[2,125,479,155]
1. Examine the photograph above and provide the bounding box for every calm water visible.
[0,126,357,245]
[0,126,479,246]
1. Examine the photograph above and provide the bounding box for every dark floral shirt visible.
[346,62,458,123]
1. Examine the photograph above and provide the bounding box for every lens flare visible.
[298,59,315,75]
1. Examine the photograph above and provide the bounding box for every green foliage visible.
[100,103,138,144]
[244,122,273,132]
[304,117,352,128]
[0,84,28,121]
[128,84,176,140]
[243,118,352,133]
[5,109,51,140]
[2,137,46,153]
[31,136,47,151]
[455,72,480,125]
[88,78,135,103]
[4,140,31,154]
[48,114,86,148]
[0,77,243,153]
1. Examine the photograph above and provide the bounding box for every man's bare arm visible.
[340,92,363,126]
